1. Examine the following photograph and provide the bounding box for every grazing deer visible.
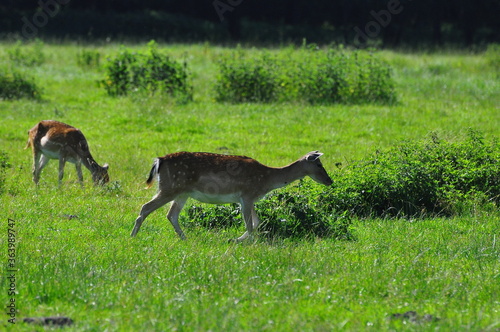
[25,120,109,186]
[131,151,333,241]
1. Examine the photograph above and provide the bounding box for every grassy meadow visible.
[1,42,499,331]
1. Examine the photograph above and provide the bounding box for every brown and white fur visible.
[131,151,332,241]
[26,120,109,186]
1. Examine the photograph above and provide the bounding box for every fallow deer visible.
[131,151,332,241]
[26,120,109,185]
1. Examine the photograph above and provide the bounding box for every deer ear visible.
[305,151,323,161]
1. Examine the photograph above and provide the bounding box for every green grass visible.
[1,42,499,331]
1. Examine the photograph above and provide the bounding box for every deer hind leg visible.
[251,207,261,230]
[166,196,188,240]
[32,150,42,184]
[235,199,257,242]
[131,192,174,237]
[33,153,50,184]
[58,155,67,185]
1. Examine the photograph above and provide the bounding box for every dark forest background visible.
[1,0,499,47]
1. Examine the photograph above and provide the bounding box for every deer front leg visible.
[131,192,173,237]
[166,196,187,240]
[75,159,84,186]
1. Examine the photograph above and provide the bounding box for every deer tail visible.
[145,158,161,189]
[25,122,41,150]
[24,138,32,149]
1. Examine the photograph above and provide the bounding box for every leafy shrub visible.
[215,47,396,105]
[256,189,353,240]
[215,52,280,103]
[100,41,192,101]
[186,182,353,240]
[77,49,101,68]
[322,130,499,217]
[351,52,396,104]
[297,50,348,104]
[100,49,136,96]
[187,204,242,230]
[298,49,396,104]
[0,151,11,195]
[7,40,46,67]
[0,67,41,100]
[101,44,166,96]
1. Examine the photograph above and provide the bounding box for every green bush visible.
[215,47,396,105]
[7,40,46,67]
[100,49,136,96]
[0,67,41,100]
[187,204,242,230]
[298,49,396,104]
[322,130,499,217]
[100,41,193,101]
[2,41,44,99]
[256,189,353,240]
[215,52,280,103]
[297,50,348,104]
[350,51,396,104]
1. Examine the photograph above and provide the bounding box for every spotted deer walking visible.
[131,151,332,241]
[26,120,109,186]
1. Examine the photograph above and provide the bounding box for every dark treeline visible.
[1,0,499,47]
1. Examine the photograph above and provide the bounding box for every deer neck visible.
[80,154,100,173]
[268,160,306,190]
